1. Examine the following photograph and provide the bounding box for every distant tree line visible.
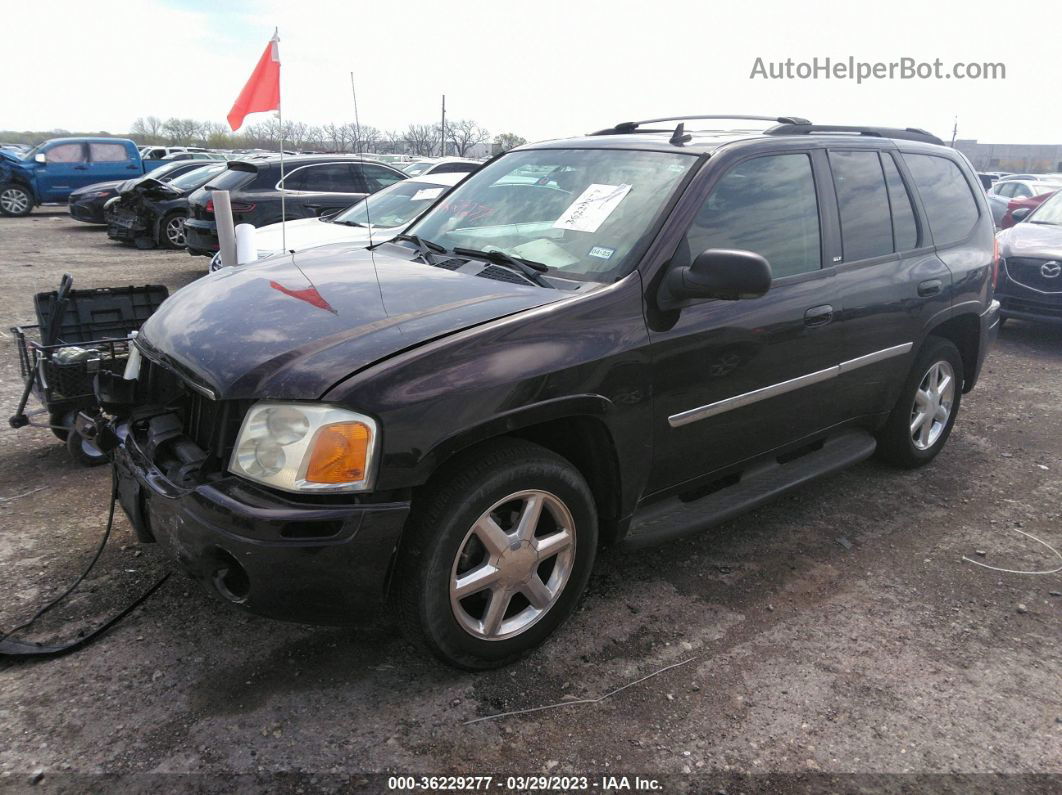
[128,116,528,156]
[1,119,530,157]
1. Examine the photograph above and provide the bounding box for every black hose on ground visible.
[0,468,171,659]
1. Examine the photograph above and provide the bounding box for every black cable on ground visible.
[0,469,171,659]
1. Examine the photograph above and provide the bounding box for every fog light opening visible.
[211,549,250,604]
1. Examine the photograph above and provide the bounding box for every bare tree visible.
[446,119,490,157]
[494,132,528,153]
[404,123,439,156]
[201,121,232,148]
[130,116,166,143]
[383,129,405,154]
[322,122,347,152]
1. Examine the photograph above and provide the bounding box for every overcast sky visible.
[5,0,1061,145]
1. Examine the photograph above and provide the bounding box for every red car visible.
[1001,189,1057,229]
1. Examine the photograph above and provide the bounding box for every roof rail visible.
[590,115,811,136]
[764,124,945,146]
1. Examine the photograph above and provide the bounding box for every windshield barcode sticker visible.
[553,183,632,233]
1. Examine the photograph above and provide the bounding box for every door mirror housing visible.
[658,248,772,309]
[34,152,47,164]
[1010,207,1032,223]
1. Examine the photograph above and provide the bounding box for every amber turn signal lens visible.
[304,422,371,484]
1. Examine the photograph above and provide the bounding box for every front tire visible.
[0,184,33,217]
[395,439,598,670]
[877,337,964,468]
[159,212,188,249]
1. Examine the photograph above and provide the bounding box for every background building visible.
[954,140,1062,173]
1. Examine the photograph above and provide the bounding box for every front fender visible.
[412,394,616,482]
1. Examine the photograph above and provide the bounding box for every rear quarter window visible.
[902,154,980,246]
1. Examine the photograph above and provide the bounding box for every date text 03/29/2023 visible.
[386,774,663,791]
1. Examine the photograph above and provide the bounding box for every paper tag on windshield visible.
[411,188,444,201]
[552,183,632,233]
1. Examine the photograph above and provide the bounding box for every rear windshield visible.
[206,167,256,191]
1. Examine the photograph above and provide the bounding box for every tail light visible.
[991,237,1001,291]
[204,199,255,215]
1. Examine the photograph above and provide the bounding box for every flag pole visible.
[275,28,286,252]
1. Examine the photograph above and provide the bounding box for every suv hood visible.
[137,243,567,400]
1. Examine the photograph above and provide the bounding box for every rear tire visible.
[0,184,33,217]
[877,337,964,469]
[394,439,598,670]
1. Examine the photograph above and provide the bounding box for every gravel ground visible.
[0,209,1059,792]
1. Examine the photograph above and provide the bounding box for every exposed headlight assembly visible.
[229,402,378,493]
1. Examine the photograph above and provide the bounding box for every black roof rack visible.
[764,124,944,146]
[590,115,811,136]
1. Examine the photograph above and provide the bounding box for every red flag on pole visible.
[227,31,280,131]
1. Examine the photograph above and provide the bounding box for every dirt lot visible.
[0,208,1059,792]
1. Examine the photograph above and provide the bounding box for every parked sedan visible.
[996,190,1062,325]
[106,163,225,249]
[69,160,215,225]
[183,156,408,256]
[209,171,466,270]
[986,178,1062,226]
[1000,190,1057,230]
[402,158,482,177]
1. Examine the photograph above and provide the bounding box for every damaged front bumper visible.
[101,414,410,626]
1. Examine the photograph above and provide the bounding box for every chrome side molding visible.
[668,342,913,428]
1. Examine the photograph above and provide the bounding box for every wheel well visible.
[508,416,623,544]
[926,314,979,392]
[416,416,624,546]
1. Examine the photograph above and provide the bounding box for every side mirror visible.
[1010,207,1032,223]
[34,153,47,164]
[658,248,772,309]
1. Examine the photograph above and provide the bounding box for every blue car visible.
[0,137,161,217]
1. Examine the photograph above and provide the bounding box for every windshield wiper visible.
[452,247,553,288]
[382,233,446,261]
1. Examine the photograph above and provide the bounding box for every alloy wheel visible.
[1,187,30,215]
[910,360,955,450]
[166,216,186,247]
[449,490,576,641]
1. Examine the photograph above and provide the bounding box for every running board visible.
[620,430,877,550]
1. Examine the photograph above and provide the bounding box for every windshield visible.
[408,148,697,281]
[1029,191,1062,225]
[169,164,225,191]
[403,162,433,176]
[333,179,452,228]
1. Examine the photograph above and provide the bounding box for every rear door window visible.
[284,163,363,192]
[682,153,822,279]
[903,154,980,245]
[829,150,894,261]
[89,142,129,162]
